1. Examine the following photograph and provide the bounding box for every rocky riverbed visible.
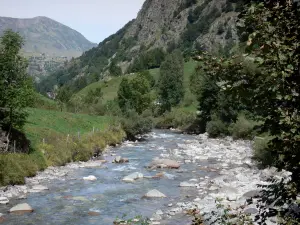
[0,131,290,225]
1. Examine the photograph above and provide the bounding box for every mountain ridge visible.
[0,16,96,57]
[38,0,243,93]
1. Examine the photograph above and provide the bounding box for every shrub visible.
[121,111,153,140]
[206,116,228,138]
[230,114,257,140]
[156,108,197,129]
[253,135,274,167]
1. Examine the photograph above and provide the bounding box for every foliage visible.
[139,70,156,88]
[56,86,72,111]
[230,114,257,140]
[121,111,153,141]
[109,60,122,77]
[156,108,197,129]
[158,50,184,112]
[0,30,34,132]
[118,75,152,114]
[84,87,103,105]
[193,0,300,223]
[253,135,274,167]
[128,48,166,73]
[206,115,229,138]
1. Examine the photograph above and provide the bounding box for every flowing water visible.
[1,130,218,225]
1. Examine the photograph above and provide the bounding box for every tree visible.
[84,87,103,105]
[0,30,34,137]
[193,1,300,223]
[109,60,122,77]
[158,50,184,112]
[139,70,155,88]
[117,76,151,114]
[56,86,72,111]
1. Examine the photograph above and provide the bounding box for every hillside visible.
[38,0,244,94]
[0,16,97,80]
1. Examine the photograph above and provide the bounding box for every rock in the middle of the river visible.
[148,159,180,169]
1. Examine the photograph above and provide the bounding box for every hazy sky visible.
[0,0,145,43]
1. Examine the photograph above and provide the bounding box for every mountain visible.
[0,16,97,81]
[38,0,244,93]
[0,16,96,57]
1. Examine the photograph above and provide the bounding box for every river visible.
[0,130,286,225]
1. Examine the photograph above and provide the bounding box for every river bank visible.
[0,130,290,225]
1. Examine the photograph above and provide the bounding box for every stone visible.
[88,211,100,216]
[149,159,180,169]
[144,189,166,198]
[122,172,143,182]
[156,210,163,215]
[82,161,102,168]
[244,207,258,214]
[114,156,122,163]
[113,156,129,163]
[83,175,97,181]
[243,190,262,198]
[179,182,196,187]
[29,185,49,193]
[0,214,4,223]
[0,197,9,205]
[9,203,33,214]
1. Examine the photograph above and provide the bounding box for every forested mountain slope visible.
[38,0,243,94]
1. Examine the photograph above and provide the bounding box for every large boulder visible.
[9,203,33,214]
[144,189,167,198]
[122,172,143,182]
[148,159,180,169]
[83,175,97,181]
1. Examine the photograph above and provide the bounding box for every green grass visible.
[33,93,60,110]
[1,108,124,186]
[25,108,113,146]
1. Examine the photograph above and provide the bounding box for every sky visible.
[0,0,145,43]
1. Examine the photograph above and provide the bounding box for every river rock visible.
[0,197,9,205]
[0,213,5,223]
[180,182,196,187]
[144,189,166,198]
[29,185,49,193]
[113,156,129,163]
[88,211,100,216]
[244,207,258,214]
[9,203,33,214]
[122,172,143,182]
[81,161,102,168]
[243,190,262,198]
[83,175,97,181]
[149,159,180,169]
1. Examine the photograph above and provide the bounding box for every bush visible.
[121,111,153,140]
[206,116,228,138]
[230,114,257,140]
[253,135,274,167]
[156,108,197,129]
